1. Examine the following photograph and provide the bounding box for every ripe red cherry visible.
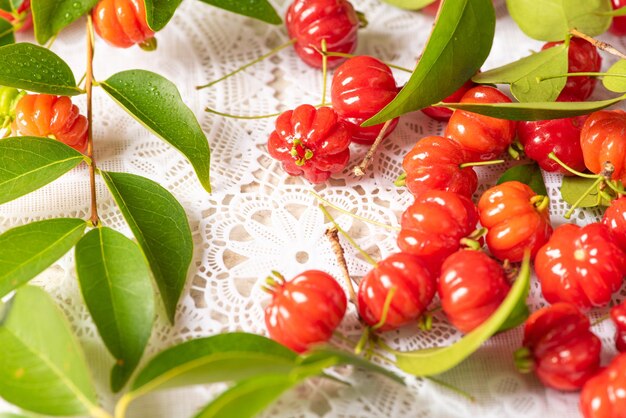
[581,110,626,184]
[331,56,399,145]
[439,250,509,333]
[286,0,359,69]
[542,38,601,102]
[478,181,552,262]
[517,303,601,391]
[445,86,517,161]
[610,0,626,35]
[357,252,436,332]
[611,302,626,353]
[13,94,88,152]
[0,0,32,32]
[421,79,475,122]
[264,270,347,353]
[517,115,587,174]
[402,136,478,198]
[398,190,479,274]
[580,353,626,418]
[92,0,156,49]
[267,104,351,184]
[602,197,626,253]
[535,223,626,310]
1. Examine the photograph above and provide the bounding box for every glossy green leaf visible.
[603,60,626,93]
[75,227,154,393]
[394,253,531,376]
[600,5,626,15]
[101,171,192,324]
[0,136,85,204]
[0,218,86,297]
[561,176,611,208]
[0,43,80,95]
[0,17,14,46]
[497,163,547,196]
[144,0,182,31]
[197,0,281,24]
[101,70,211,193]
[440,94,626,121]
[381,0,437,10]
[0,286,98,415]
[506,0,612,41]
[31,0,98,45]
[364,0,495,126]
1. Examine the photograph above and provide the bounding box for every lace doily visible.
[1,1,625,417]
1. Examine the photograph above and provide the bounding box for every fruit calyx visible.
[513,347,533,374]
[262,271,286,294]
[290,138,314,166]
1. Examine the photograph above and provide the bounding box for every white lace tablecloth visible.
[1,0,625,417]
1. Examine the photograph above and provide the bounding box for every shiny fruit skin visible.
[535,223,626,310]
[522,303,601,391]
[264,270,347,353]
[439,250,509,333]
[92,0,155,48]
[542,38,601,101]
[580,353,626,418]
[267,104,351,184]
[402,136,478,198]
[602,197,626,253]
[611,302,626,353]
[611,0,626,35]
[331,55,399,145]
[286,0,359,69]
[421,79,475,122]
[445,86,517,161]
[478,181,552,262]
[581,110,626,184]
[12,94,88,152]
[357,252,436,332]
[517,115,587,174]
[398,190,479,274]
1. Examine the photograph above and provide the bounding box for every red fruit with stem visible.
[421,79,475,122]
[264,270,347,353]
[517,115,587,174]
[401,136,478,198]
[445,86,517,161]
[478,181,552,262]
[580,353,626,418]
[535,223,626,310]
[611,302,626,353]
[602,197,626,252]
[268,104,351,184]
[398,190,479,274]
[542,38,601,102]
[331,55,399,145]
[357,252,436,332]
[439,249,510,333]
[0,0,32,32]
[286,0,360,69]
[12,94,88,153]
[92,0,156,50]
[516,303,601,391]
[581,110,626,184]
[610,0,626,36]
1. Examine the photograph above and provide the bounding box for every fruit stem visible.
[356,10,368,28]
[508,140,524,160]
[320,39,328,107]
[205,107,282,120]
[538,72,626,82]
[139,37,157,52]
[548,152,598,179]
[513,347,533,374]
[564,176,603,219]
[459,238,482,251]
[354,327,370,355]
[570,28,626,60]
[371,286,397,331]
[85,15,99,227]
[417,313,433,332]
[394,172,407,187]
[318,50,413,73]
[353,119,393,177]
[325,227,358,305]
[424,376,476,402]
[459,159,505,169]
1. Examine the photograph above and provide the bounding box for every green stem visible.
[320,50,413,73]
[605,180,626,196]
[354,327,370,355]
[564,177,603,219]
[459,159,505,169]
[205,107,282,120]
[394,172,407,187]
[539,72,626,82]
[371,287,397,331]
[548,152,599,179]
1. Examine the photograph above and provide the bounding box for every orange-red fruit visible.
[580,110,626,184]
[580,353,626,418]
[92,0,155,49]
[13,94,88,152]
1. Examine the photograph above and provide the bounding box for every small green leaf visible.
[0,136,85,204]
[197,0,281,24]
[0,218,87,297]
[101,70,212,193]
[364,0,495,126]
[143,0,182,31]
[0,17,15,46]
[0,43,80,95]
[0,286,98,415]
[561,176,611,208]
[381,0,437,10]
[394,253,531,376]
[101,171,192,324]
[31,0,98,45]
[599,5,626,15]
[441,94,626,121]
[497,163,548,196]
[603,60,626,93]
[75,227,155,393]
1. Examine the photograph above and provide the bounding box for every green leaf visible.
[0,218,86,297]
[100,70,212,193]
[75,227,155,393]
[394,253,531,376]
[381,0,437,10]
[197,0,281,24]
[603,60,626,93]
[0,17,15,46]
[561,176,611,208]
[0,136,85,204]
[506,0,612,41]
[101,171,192,324]
[364,0,495,126]
[0,1,24,11]
[0,286,98,415]
[497,163,548,196]
[31,0,98,45]
[0,43,80,95]
[0,414,32,418]
[440,94,626,121]
[600,5,626,15]
[143,0,182,31]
